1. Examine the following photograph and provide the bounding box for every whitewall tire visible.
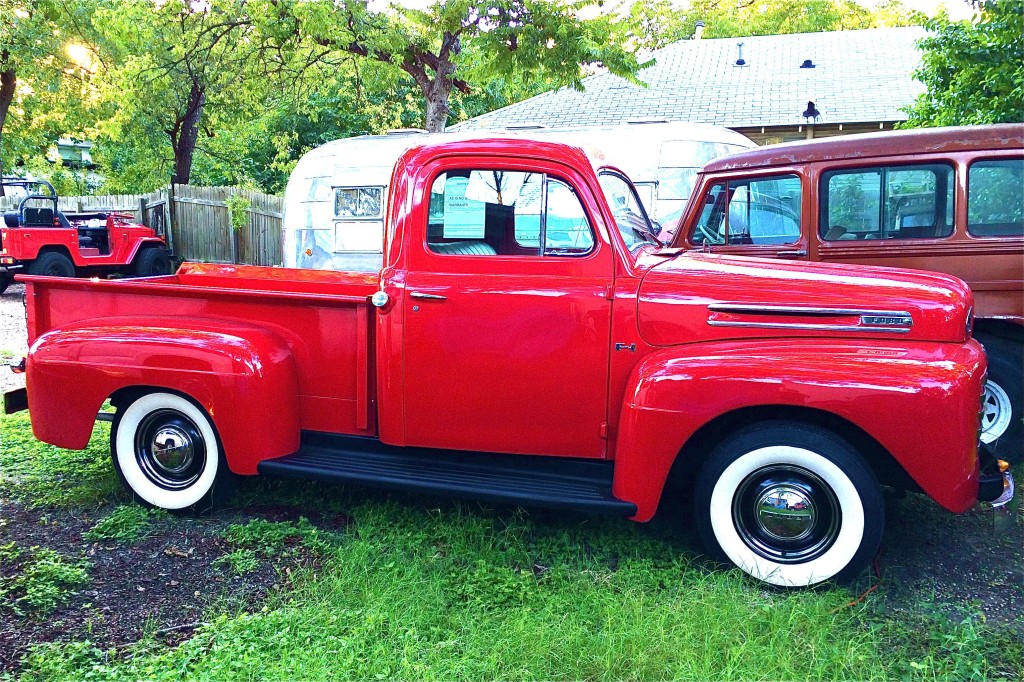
[695,422,884,587]
[111,392,235,512]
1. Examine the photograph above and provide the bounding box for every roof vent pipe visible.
[800,59,815,68]
[735,42,746,66]
[694,21,705,40]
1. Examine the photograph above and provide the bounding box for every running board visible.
[258,432,637,516]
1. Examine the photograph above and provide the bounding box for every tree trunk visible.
[171,79,206,185]
[423,76,453,133]
[0,55,16,197]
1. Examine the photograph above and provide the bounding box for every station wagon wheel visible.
[975,333,1023,464]
[695,421,884,587]
[111,392,235,513]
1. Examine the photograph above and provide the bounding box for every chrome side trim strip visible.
[708,303,913,318]
[707,320,912,333]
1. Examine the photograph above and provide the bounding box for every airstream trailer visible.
[282,123,754,271]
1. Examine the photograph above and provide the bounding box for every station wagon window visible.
[333,186,385,252]
[689,174,801,246]
[426,170,594,256]
[821,164,954,241]
[967,159,1024,237]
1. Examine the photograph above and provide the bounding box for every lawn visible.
[1,409,1021,681]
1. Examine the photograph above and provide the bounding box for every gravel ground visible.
[0,279,1020,636]
[0,283,27,394]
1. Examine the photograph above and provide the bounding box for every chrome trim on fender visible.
[992,470,1015,509]
[707,320,912,333]
[708,303,913,318]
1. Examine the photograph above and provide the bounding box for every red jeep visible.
[0,178,171,293]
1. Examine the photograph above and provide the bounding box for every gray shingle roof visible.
[454,26,927,131]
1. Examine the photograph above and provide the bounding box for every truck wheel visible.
[27,252,75,277]
[110,392,236,513]
[0,273,12,294]
[694,422,884,587]
[132,247,172,277]
[976,333,1023,464]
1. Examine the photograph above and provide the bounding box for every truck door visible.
[684,172,809,260]
[396,159,615,458]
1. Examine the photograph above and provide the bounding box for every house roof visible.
[454,26,928,131]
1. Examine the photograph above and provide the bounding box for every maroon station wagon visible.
[672,125,1024,464]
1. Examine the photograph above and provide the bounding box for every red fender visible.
[612,338,987,521]
[26,316,300,474]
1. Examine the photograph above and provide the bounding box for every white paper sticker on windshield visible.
[442,176,486,238]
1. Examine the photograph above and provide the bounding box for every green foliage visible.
[625,0,921,50]
[0,409,121,508]
[222,516,335,557]
[225,195,250,233]
[0,546,90,616]
[83,505,164,542]
[214,548,260,576]
[903,0,1024,127]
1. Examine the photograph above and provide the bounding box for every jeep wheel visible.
[132,247,172,277]
[27,252,75,277]
[695,421,884,587]
[111,392,236,513]
[0,273,12,294]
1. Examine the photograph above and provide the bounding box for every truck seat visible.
[429,241,497,256]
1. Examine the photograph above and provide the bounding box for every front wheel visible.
[111,392,235,513]
[695,422,884,587]
[132,247,172,277]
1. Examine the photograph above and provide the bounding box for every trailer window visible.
[967,159,1024,237]
[821,164,954,240]
[334,186,383,219]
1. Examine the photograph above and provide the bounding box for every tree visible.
[0,0,94,194]
[903,0,1023,127]
[626,0,919,51]
[287,0,646,132]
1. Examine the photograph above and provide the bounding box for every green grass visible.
[83,505,165,542]
[0,546,90,617]
[0,410,121,508]
[3,411,1022,681]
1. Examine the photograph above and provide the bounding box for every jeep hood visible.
[637,253,973,346]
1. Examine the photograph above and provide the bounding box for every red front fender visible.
[612,338,987,521]
[26,316,300,474]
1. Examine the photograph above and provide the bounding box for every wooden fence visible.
[0,185,283,266]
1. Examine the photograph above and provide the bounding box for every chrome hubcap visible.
[754,484,816,541]
[733,465,841,564]
[134,409,206,491]
[151,426,195,474]
[980,380,1012,444]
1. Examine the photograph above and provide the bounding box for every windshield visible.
[598,170,660,251]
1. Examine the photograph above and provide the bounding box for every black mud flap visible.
[3,387,27,415]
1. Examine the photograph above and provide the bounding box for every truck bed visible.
[22,263,380,436]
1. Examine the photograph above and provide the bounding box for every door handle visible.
[777,249,807,258]
[409,292,447,301]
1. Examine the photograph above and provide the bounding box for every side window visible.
[426,170,594,257]
[821,164,954,241]
[333,186,385,252]
[688,176,801,246]
[725,176,802,245]
[968,159,1024,237]
[690,182,727,245]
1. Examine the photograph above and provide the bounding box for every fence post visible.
[138,197,147,227]
[227,198,238,264]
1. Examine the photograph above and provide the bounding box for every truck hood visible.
[637,252,973,347]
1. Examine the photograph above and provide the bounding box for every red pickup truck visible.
[4,138,1013,587]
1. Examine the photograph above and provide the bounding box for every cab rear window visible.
[820,164,954,241]
[967,159,1023,237]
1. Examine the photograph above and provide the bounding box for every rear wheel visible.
[132,247,172,277]
[976,333,1022,464]
[111,392,236,513]
[0,273,12,294]
[27,251,75,277]
[695,421,884,587]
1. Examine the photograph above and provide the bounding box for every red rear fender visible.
[26,317,300,474]
[612,339,987,521]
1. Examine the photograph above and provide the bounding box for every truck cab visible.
[5,137,1013,588]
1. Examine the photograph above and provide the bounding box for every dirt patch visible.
[0,283,26,395]
[0,500,343,673]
